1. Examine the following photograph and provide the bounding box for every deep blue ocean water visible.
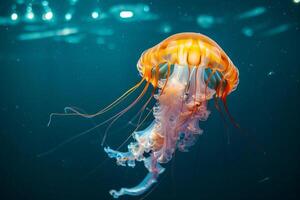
[0,0,299,199]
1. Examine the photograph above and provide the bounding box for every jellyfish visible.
[47,32,239,198]
[103,32,239,198]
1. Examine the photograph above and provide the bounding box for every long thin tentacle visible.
[39,79,146,156]
[37,113,118,157]
[47,78,145,126]
[101,81,150,145]
[159,62,171,95]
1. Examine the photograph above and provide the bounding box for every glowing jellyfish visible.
[104,32,239,198]
[48,32,239,198]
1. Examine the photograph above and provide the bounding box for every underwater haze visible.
[0,0,300,200]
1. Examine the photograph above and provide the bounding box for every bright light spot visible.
[44,11,53,20]
[160,24,172,34]
[70,0,78,5]
[11,13,18,21]
[143,5,150,12]
[268,71,275,76]
[262,24,290,36]
[26,12,34,20]
[293,0,300,3]
[197,15,215,29]
[65,13,72,21]
[119,11,133,18]
[91,11,99,19]
[42,1,49,7]
[58,28,78,36]
[242,27,254,37]
[238,7,266,19]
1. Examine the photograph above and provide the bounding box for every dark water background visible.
[0,0,300,199]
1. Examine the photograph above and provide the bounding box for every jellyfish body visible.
[104,33,239,198]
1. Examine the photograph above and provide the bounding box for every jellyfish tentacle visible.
[38,111,120,157]
[159,62,171,95]
[101,81,150,145]
[104,121,165,198]
[47,78,145,126]
[135,62,169,127]
[136,90,155,127]
[108,156,164,199]
[70,78,145,118]
[41,83,151,157]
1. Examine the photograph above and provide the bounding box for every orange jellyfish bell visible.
[103,32,239,198]
[137,32,239,99]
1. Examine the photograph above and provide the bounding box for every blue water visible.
[0,0,299,199]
